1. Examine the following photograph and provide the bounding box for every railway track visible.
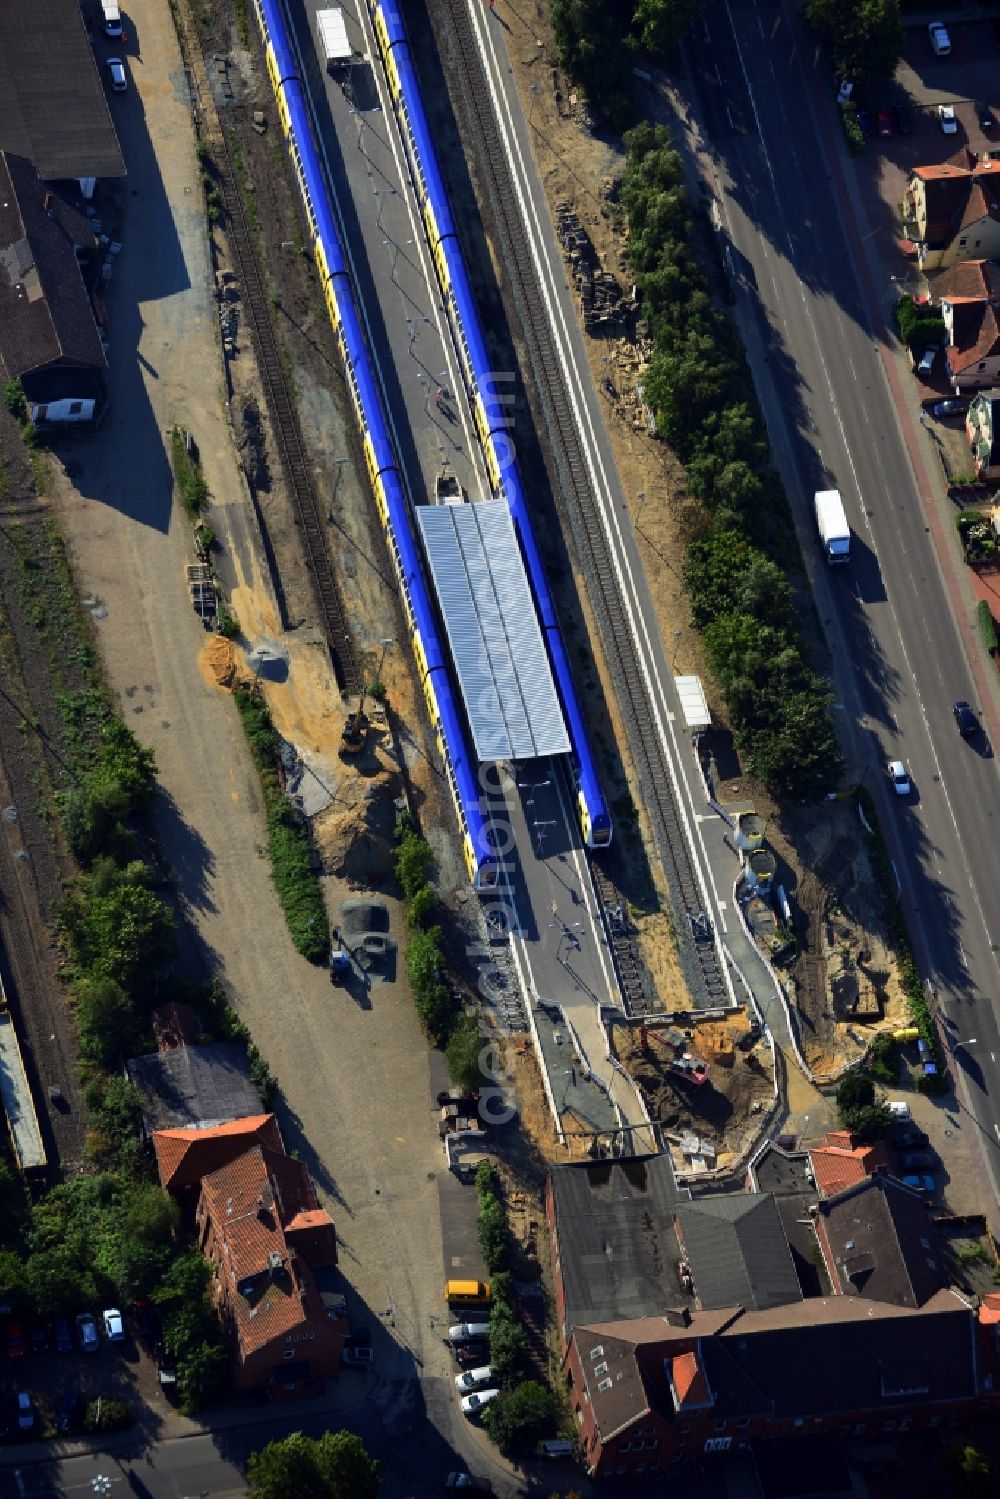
[176,1,358,694]
[440,0,729,1011]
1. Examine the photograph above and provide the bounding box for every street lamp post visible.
[671,628,684,671]
[951,1036,978,1058]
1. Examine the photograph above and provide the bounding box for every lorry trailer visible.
[316,7,351,68]
[814,488,850,565]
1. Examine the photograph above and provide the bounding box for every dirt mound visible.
[199,634,247,691]
[312,765,401,887]
[612,1019,772,1154]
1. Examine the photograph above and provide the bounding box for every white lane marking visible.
[471,4,736,1001]
[722,0,999,985]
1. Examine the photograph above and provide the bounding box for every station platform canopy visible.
[416,500,570,763]
[675,674,711,731]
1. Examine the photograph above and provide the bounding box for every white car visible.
[461,1388,499,1416]
[939,104,958,135]
[928,21,951,56]
[103,1308,125,1343]
[107,57,128,92]
[455,1365,492,1392]
[887,759,911,796]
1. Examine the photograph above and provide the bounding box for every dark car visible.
[454,1341,490,1369]
[856,109,875,138]
[901,1152,933,1170]
[55,1387,83,1435]
[54,1320,72,1354]
[931,398,968,419]
[445,1476,493,1492]
[6,1321,25,1359]
[876,107,895,138]
[895,103,912,134]
[953,700,979,736]
[892,1127,930,1149]
[978,101,995,131]
[30,1325,48,1355]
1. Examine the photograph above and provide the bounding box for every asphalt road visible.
[686,0,1000,1207]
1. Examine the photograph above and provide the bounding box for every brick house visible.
[196,1143,346,1392]
[904,151,1000,271]
[153,1113,284,1202]
[551,1158,1000,1480]
[807,1130,889,1200]
[930,260,1000,390]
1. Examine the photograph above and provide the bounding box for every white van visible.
[888,1101,911,1120]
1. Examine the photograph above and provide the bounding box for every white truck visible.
[814,488,850,565]
[317,7,351,69]
[101,0,123,37]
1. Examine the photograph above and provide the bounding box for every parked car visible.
[939,104,958,135]
[341,1345,374,1366]
[155,1343,177,1387]
[856,109,875,138]
[16,1392,33,1432]
[928,21,951,56]
[445,1476,493,1492]
[887,759,911,796]
[953,700,978,736]
[892,1127,930,1149]
[896,103,912,135]
[6,1320,25,1359]
[902,1173,936,1192]
[102,1309,125,1344]
[454,1341,490,1369]
[460,1388,499,1416]
[455,1365,493,1392]
[876,108,895,138]
[107,57,127,92]
[448,1323,490,1343]
[55,1387,82,1435]
[30,1325,48,1355]
[931,398,968,418]
[901,1152,933,1170]
[54,1319,72,1354]
[76,1313,99,1354]
[915,346,937,375]
[978,102,994,131]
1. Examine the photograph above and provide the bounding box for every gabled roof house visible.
[905,150,1000,271]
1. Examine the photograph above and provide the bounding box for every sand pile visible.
[199,635,248,691]
[312,767,401,887]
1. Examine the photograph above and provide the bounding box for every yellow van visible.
[445,1279,491,1306]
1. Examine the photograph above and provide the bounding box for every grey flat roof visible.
[126,1043,262,1135]
[416,500,570,763]
[0,0,125,182]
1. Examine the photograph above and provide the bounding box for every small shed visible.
[674,674,711,732]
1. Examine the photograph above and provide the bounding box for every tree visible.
[247,1430,380,1499]
[946,1441,996,1499]
[394,830,432,899]
[98,716,157,809]
[408,883,436,928]
[489,1310,529,1387]
[58,859,177,992]
[550,0,634,129]
[176,1341,228,1414]
[478,1193,508,1272]
[25,1245,91,1317]
[446,1012,485,1093]
[835,1072,891,1142]
[414,980,454,1043]
[482,1380,557,1457]
[0,1249,28,1312]
[804,0,903,83]
[75,975,138,1067]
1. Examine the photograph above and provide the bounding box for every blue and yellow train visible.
[369,0,611,849]
[252,0,499,887]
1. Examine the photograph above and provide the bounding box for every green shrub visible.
[216,602,239,640]
[482,1380,556,1457]
[169,426,210,517]
[868,1030,899,1085]
[840,103,865,156]
[84,1397,132,1433]
[394,829,433,898]
[447,1013,485,1093]
[408,883,437,928]
[978,599,998,655]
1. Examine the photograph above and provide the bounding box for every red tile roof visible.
[933,258,1000,303]
[671,1350,711,1409]
[199,1144,339,1358]
[153,1114,282,1194]
[809,1132,889,1199]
